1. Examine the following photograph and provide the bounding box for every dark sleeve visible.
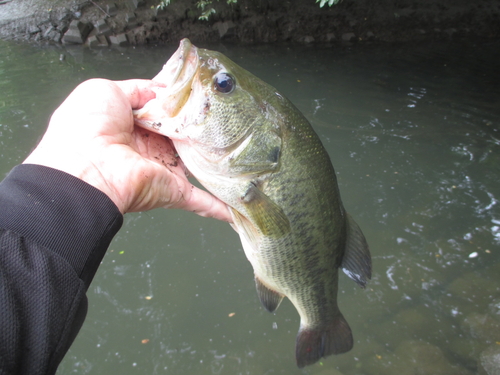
[0,164,123,375]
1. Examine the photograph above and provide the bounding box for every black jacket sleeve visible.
[0,164,123,375]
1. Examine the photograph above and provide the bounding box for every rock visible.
[367,340,472,375]
[461,313,500,343]
[57,20,70,34]
[107,3,118,17]
[446,271,499,313]
[28,25,40,34]
[57,11,72,23]
[109,33,128,46]
[395,341,469,375]
[480,344,500,375]
[87,27,97,38]
[129,0,145,9]
[489,298,500,317]
[449,338,485,368]
[366,31,375,39]
[303,35,314,43]
[366,306,455,348]
[62,27,84,44]
[87,35,99,47]
[88,34,108,48]
[96,35,108,46]
[325,32,335,41]
[342,32,356,42]
[126,30,137,44]
[43,25,54,38]
[62,20,93,44]
[95,19,111,36]
[126,13,138,29]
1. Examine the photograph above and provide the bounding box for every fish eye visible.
[214,72,235,94]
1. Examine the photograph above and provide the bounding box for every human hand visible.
[23,78,232,222]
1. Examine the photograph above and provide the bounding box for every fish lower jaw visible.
[133,111,188,139]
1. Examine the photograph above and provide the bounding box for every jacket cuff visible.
[0,164,123,288]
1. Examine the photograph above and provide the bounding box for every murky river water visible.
[1,38,499,375]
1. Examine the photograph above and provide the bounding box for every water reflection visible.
[1,39,499,374]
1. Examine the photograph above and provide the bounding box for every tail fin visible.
[295,313,353,368]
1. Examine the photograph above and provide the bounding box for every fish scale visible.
[134,38,371,368]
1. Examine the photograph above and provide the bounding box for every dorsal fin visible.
[341,213,371,288]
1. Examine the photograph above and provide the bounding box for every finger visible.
[171,185,233,223]
[115,79,166,110]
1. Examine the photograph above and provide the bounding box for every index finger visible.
[115,79,166,110]
[177,186,233,223]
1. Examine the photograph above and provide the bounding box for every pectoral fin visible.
[230,209,284,312]
[240,183,291,238]
[255,276,284,313]
[341,213,371,288]
[229,207,260,251]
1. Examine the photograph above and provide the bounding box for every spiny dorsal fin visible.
[341,213,371,288]
[255,276,284,313]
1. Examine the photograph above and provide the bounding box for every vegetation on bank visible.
[155,0,340,20]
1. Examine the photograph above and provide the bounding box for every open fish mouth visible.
[133,38,199,131]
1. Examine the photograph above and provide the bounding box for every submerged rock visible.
[367,340,472,375]
[461,313,500,344]
[480,344,500,375]
[446,271,500,314]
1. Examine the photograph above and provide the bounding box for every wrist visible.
[23,146,127,214]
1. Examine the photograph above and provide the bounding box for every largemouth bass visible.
[134,39,371,368]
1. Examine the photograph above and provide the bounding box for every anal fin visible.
[255,276,284,313]
[341,213,372,288]
[295,312,353,368]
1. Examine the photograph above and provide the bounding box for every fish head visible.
[134,38,280,163]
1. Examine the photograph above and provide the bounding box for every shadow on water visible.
[1,39,500,374]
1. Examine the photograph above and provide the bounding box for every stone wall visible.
[0,0,499,45]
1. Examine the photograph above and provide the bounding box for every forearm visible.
[0,164,123,374]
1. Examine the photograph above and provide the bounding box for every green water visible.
[1,39,499,375]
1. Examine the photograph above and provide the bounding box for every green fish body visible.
[134,39,371,368]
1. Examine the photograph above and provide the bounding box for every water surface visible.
[1,39,499,375]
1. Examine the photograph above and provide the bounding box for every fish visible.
[133,38,371,368]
